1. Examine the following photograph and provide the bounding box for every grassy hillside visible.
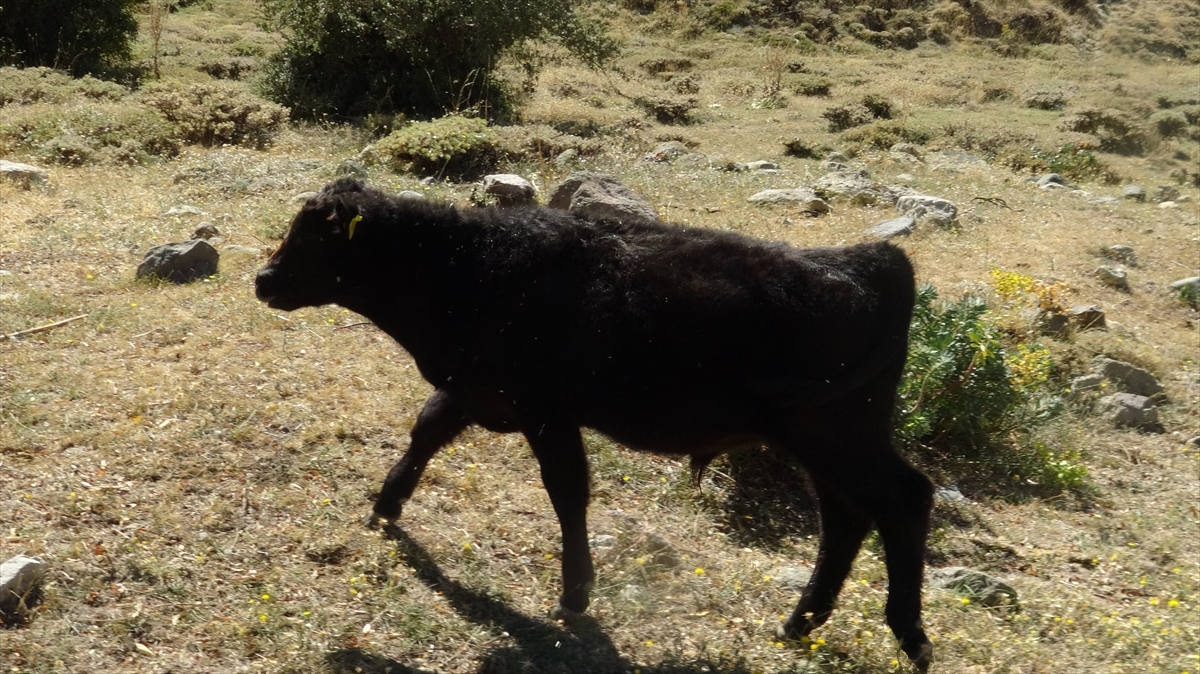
[0,2,1197,673]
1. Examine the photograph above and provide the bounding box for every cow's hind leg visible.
[367,389,469,525]
[524,421,595,618]
[777,480,872,640]
[779,430,934,672]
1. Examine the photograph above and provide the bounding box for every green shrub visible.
[259,0,618,121]
[841,120,934,151]
[0,0,139,76]
[140,81,288,149]
[375,116,502,179]
[494,124,602,162]
[0,67,128,107]
[1058,107,1146,155]
[822,102,874,131]
[635,96,699,124]
[897,285,1077,492]
[0,102,180,165]
[1149,110,1189,138]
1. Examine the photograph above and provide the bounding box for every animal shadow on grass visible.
[326,526,766,674]
[713,447,821,551]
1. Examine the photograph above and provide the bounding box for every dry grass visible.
[1,2,1199,673]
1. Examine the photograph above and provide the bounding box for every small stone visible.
[554,148,579,168]
[136,240,220,284]
[895,173,915,182]
[192,222,220,240]
[743,160,780,171]
[769,566,813,592]
[934,485,969,503]
[1089,196,1120,206]
[0,555,47,614]
[1097,393,1161,431]
[643,141,689,163]
[929,567,1018,609]
[0,160,49,188]
[1159,201,1180,209]
[1070,304,1106,331]
[397,190,425,200]
[865,216,915,239]
[588,534,618,552]
[165,205,203,217]
[1120,185,1146,202]
[482,173,536,206]
[889,142,922,158]
[292,191,320,203]
[1036,311,1070,337]
[1094,265,1129,291]
[748,188,829,214]
[896,195,957,227]
[1036,173,1066,188]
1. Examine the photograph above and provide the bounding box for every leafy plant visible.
[259,0,619,121]
[140,81,288,148]
[375,115,502,179]
[897,285,1076,492]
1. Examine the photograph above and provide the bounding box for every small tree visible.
[147,0,172,79]
[0,0,140,76]
[258,0,619,121]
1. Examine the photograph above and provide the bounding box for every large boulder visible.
[747,188,830,214]
[1092,357,1163,397]
[549,171,658,223]
[1097,393,1161,431]
[137,240,220,284]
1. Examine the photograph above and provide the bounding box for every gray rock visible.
[1120,185,1146,202]
[549,171,658,222]
[1159,201,1180,209]
[192,222,220,240]
[865,216,915,239]
[1070,304,1106,331]
[643,141,689,163]
[1093,357,1163,397]
[336,158,368,179]
[482,173,536,206]
[589,534,618,552]
[895,173,916,182]
[769,565,812,592]
[292,191,320,203]
[554,148,579,168]
[136,240,219,284]
[1169,276,1199,308]
[1188,436,1200,447]
[0,555,47,614]
[165,205,203,217]
[934,485,969,503]
[747,188,830,214]
[0,160,49,188]
[814,170,909,205]
[1089,196,1121,206]
[896,195,958,227]
[1036,173,1067,188]
[929,567,1018,608]
[890,142,922,158]
[1094,265,1129,291]
[743,160,780,171]
[1153,185,1180,203]
[1097,393,1161,430]
[419,177,436,186]
[397,190,425,200]
[222,245,262,256]
[1102,244,1137,267]
[824,151,851,163]
[1070,374,1105,397]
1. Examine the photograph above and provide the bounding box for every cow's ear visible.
[324,200,363,241]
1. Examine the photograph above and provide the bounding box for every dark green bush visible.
[841,120,934,151]
[0,0,139,76]
[259,0,618,121]
[897,285,1079,492]
[0,102,180,165]
[0,67,127,107]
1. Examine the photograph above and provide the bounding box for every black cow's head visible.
[255,178,368,311]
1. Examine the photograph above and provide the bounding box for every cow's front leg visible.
[367,389,470,526]
[524,420,594,617]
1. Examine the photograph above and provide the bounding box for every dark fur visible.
[256,178,934,670]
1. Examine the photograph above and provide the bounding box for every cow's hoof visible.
[775,619,812,642]
[550,603,583,623]
[363,511,392,528]
[903,638,933,673]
